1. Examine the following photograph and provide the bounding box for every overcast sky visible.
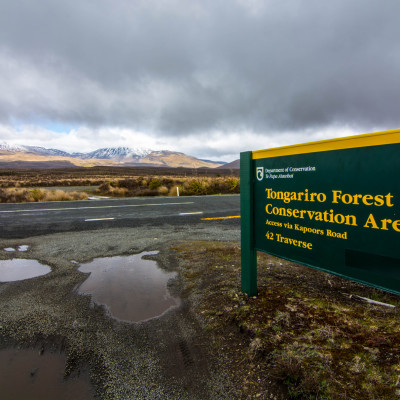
[0,0,399,161]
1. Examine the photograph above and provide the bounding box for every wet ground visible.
[0,221,240,399]
[0,258,51,282]
[77,252,180,322]
[1,217,398,399]
[0,347,94,400]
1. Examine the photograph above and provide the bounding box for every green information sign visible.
[241,129,400,296]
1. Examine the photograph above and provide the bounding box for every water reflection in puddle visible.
[3,245,30,252]
[77,252,180,322]
[0,348,94,400]
[18,245,30,252]
[0,259,51,282]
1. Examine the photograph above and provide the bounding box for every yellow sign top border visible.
[252,129,400,160]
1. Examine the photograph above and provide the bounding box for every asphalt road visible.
[0,194,240,238]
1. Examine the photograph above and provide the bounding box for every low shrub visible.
[0,188,88,203]
[96,176,241,197]
[30,188,46,202]
[149,178,161,190]
[158,185,169,195]
[43,190,89,201]
[0,188,31,203]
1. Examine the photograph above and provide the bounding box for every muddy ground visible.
[1,222,400,399]
[0,223,242,400]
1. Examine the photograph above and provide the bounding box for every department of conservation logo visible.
[256,167,264,181]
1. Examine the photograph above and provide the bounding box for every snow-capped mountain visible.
[0,142,225,168]
[0,142,71,157]
[0,142,26,152]
[24,146,71,157]
[1,143,152,160]
[76,147,152,160]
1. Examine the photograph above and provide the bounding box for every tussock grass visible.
[0,167,240,199]
[96,176,240,197]
[175,241,400,399]
[0,166,238,189]
[0,188,88,203]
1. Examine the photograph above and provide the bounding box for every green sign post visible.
[241,129,400,296]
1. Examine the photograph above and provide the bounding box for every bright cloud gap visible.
[0,0,399,161]
[0,123,377,163]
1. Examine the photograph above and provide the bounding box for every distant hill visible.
[217,159,240,169]
[24,146,72,157]
[0,161,77,169]
[200,158,227,166]
[138,151,221,168]
[0,142,225,169]
[73,147,151,161]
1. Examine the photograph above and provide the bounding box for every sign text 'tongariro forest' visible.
[240,129,400,296]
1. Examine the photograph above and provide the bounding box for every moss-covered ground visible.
[174,241,400,399]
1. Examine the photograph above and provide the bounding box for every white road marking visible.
[179,212,203,215]
[0,202,194,214]
[87,196,110,200]
[85,218,115,222]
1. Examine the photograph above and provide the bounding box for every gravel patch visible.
[0,222,240,399]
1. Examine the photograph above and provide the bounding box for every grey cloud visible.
[0,0,399,137]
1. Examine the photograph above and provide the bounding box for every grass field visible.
[0,166,240,202]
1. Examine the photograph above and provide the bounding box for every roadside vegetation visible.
[96,176,240,197]
[0,188,88,203]
[175,241,400,399]
[0,167,239,202]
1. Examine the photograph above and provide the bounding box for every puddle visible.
[0,259,51,282]
[3,245,30,252]
[77,251,180,322]
[18,245,30,252]
[0,348,94,400]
